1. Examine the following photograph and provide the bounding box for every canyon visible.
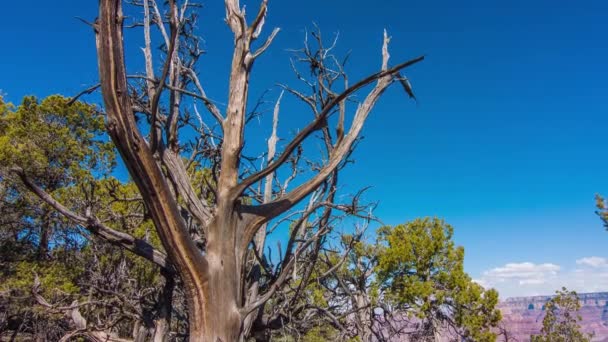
[497,292,608,341]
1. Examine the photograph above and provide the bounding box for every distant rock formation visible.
[366,293,608,341]
[498,292,608,342]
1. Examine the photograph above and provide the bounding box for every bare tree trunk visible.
[133,322,150,342]
[193,220,243,341]
[432,319,442,342]
[355,294,373,342]
[152,271,175,342]
[241,92,282,340]
[93,0,422,340]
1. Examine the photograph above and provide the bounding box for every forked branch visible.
[241,31,424,248]
[11,167,173,272]
[235,53,424,199]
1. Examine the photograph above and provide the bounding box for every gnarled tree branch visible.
[11,167,172,272]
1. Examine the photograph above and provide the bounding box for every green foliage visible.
[272,326,359,342]
[0,246,86,341]
[0,175,166,339]
[0,95,171,340]
[376,217,502,341]
[595,194,608,230]
[0,95,114,184]
[301,325,340,342]
[531,287,593,342]
[3,260,82,296]
[0,93,504,341]
[0,95,117,260]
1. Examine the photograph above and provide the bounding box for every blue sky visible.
[1,0,607,298]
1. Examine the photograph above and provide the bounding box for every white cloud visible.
[576,256,608,268]
[482,262,559,286]
[476,258,608,299]
[519,278,546,286]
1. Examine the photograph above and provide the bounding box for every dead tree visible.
[98,0,422,339]
[12,0,423,340]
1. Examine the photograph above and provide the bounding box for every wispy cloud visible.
[482,262,559,286]
[475,257,608,298]
[576,256,608,268]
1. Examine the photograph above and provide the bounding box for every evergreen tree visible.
[531,287,593,342]
[376,218,501,342]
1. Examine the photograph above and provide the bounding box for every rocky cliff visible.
[498,292,608,342]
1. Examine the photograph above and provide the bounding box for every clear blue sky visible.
[2,0,607,298]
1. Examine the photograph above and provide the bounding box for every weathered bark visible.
[241,91,283,339]
[95,1,209,339]
[432,319,442,342]
[93,0,422,340]
[152,271,175,342]
[355,293,373,342]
